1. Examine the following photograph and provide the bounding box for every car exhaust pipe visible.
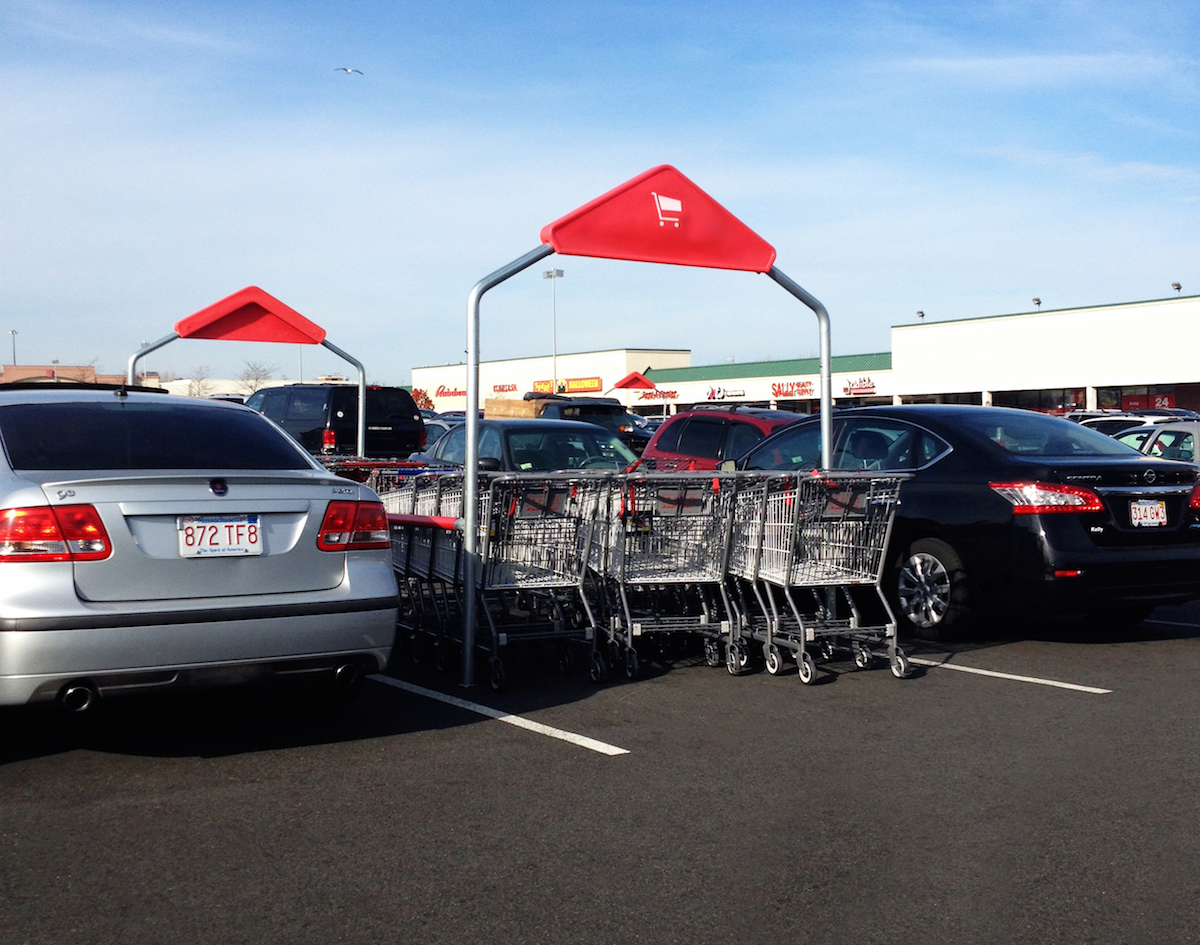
[60,681,98,713]
[333,662,361,688]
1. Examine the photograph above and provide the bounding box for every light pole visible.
[52,359,59,381]
[8,330,15,365]
[542,269,563,393]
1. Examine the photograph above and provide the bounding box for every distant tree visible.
[411,388,434,411]
[235,360,278,395]
[187,366,215,398]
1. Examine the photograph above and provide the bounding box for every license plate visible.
[178,514,263,557]
[1130,499,1167,527]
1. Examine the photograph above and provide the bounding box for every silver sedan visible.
[0,386,397,710]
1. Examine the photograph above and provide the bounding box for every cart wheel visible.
[726,643,742,676]
[625,648,640,680]
[704,640,722,667]
[853,646,873,670]
[820,640,837,661]
[797,652,817,685]
[557,644,574,674]
[589,650,608,683]
[489,657,506,691]
[765,645,786,676]
[890,647,911,679]
[434,643,448,673]
[410,633,423,665]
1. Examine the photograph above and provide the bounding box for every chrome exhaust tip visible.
[333,662,361,688]
[60,681,98,713]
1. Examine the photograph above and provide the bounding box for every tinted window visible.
[676,418,726,459]
[726,422,765,461]
[507,429,636,470]
[286,388,328,422]
[258,388,288,422]
[0,402,310,470]
[653,417,686,454]
[957,412,1135,456]
[479,427,503,462]
[367,389,418,422]
[743,422,822,471]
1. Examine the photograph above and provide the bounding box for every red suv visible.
[638,407,804,470]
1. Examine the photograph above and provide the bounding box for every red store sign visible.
[771,380,814,399]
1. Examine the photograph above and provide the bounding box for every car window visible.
[257,388,288,422]
[367,388,418,422]
[556,404,622,428]
[726,422,765,461]
[1117,428,1153,450]
[957,411,1134,457]
[479,426,503,462]
[676,418,726,459]
[286,388,328,422]
[244,390,266,412]
[652,417,686,454]
[508,429,636,470]
[1148,430,1196,462]
[438,425,467,465]
[0,402,310,470]
[831,419,948,471]
[743,421,823,471]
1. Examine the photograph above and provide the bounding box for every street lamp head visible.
[1172,282,1182,293]
[1032,297,1041,308]
[542,269,564,279]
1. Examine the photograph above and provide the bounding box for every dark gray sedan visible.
[409,418,638,472]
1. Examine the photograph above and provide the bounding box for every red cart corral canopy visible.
[611,370,656,390]
[539,165,777,273]
[173,286,327,344]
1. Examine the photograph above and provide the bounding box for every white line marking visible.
[1145,619,1200,629]
[369,675,630,756]
[909,658,1111,694]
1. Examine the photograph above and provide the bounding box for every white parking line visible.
[1145,619,1200,629]
[909,658,1111,694]
[369,675,630,756]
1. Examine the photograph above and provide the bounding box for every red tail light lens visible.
[321,428,337,452]
[1189,484,1200,510]
[990,481,1104,514]
[317,500,390,551]
[0,505,112,562]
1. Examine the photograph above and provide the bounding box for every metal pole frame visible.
[458,248,833,687]
[462,244,554,687]
[128,338,366,455]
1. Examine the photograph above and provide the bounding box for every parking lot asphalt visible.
[5,605,1200,945]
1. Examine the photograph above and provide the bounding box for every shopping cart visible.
[723,472,910,684]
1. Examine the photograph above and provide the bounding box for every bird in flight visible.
[335,67,363,75]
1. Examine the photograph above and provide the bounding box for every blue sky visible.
[2,0,1197,384]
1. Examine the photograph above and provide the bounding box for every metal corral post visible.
[126,333,180,385]
[766,267,833,470]
[321,339,368,459]
[462,244,555,687]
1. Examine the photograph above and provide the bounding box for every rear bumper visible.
[0,601,397,706]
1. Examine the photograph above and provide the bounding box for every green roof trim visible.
[645,352,891,383]
[890,293,1200,331]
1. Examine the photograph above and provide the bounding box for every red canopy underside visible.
[612,370,656,390]
[539,165,776,273]
[174,286,326,345]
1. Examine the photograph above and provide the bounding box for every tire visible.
[892,537,971,642]
[890,646,911,679]
[625,648,640,680]
[797,651,817,685]
[764,645,785,676]
[589,650,608,683]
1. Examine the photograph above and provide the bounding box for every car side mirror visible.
[478,457,502,471]
[718,459,737,472]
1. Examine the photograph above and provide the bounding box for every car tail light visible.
[420,428,428,449]
[0,505,112,562]
[1189,484,1200,510]
[990,481,1104,514]
[321,428,337,452]
[317,500,390,551]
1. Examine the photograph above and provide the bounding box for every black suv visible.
[531,396,652,454]
[244,384,425,459]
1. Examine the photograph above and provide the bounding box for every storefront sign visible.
[707,387,746,401]
[436,385,466,398]
[771,380,815,399]
[841,377,876,396]
[492,383,517,393]
[1123,393,1175,411]
[565,376,602,393]
[638,389,678,401]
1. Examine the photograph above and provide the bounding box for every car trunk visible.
[38,473,346,602]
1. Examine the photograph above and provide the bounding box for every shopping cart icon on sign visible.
[651,191,682,227]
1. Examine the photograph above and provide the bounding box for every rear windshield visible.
[956,411,1137,457]
[0,402,312,470]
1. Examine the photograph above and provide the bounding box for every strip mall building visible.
[412,294,1200,416]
